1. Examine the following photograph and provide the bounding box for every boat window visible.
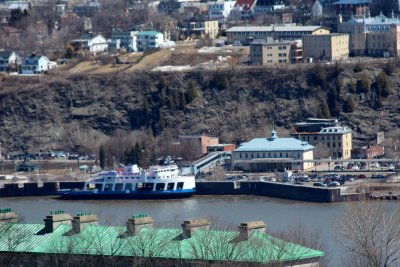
[156,183,165,191]
[95,184,102,190]
[143,183,154,191]
[177,182,184,190]
[125,183,132,191]
[104,184,113,191]
[167,183,175,190]
[115,183,124,191]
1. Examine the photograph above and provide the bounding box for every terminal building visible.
[232,130,315,172]
[291,118,352,159]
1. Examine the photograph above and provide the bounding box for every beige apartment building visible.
[338,13,400,57]
[250,40,302,64]
[226,24,329,45]
[184,18,219,39]
[291,118,352,159]
[303,33,349,62]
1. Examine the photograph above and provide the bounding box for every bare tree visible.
[336,201,400,267]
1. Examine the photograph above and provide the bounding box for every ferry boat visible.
[57,164,196,199]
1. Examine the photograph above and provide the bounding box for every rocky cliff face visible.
[0,62,399,154]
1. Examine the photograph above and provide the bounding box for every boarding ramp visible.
[191,152,230,175]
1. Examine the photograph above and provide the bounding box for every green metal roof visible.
[0,223,324,263]
[137,31,161,36]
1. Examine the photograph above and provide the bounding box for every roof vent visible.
[181,218,210,239]
[120,214,154,237]
[64,212,98,236]
[232,221,266,242]
[43,210,72,233]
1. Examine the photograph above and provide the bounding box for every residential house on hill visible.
[184,17,219,39]
[136,31,164,51]
[0,51,20,72]
[21,54,50,74]
[231,0,257,20]
[70,33,108,54]
[254,0,285,15]
[111,29,138,52]
[207,0,235,27]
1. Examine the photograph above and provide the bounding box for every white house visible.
[21,54,50,74]
[136,31,164,51]
[0,51,20,72]
[71,34,108,53]
[111,29,138,52]
[207,0,236,26]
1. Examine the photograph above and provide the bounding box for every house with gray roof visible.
[0,51,20,72]
[232,130,315,172]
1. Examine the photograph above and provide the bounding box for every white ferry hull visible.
[57,188,195,200]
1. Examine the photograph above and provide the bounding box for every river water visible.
[1,196,397,265]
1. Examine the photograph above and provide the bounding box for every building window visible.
[327,142,330,148]
[240,153,242,159]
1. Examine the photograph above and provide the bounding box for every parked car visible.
[313,182,327,187]
[334,166,342,170]
[328,181,341,187]
[358,174,366,179]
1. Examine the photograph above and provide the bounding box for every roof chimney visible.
[43,210,72,233]
[233,221,266,242]
[181,218,210,239]
[64,212,98,236]
[0,208,18,225]
[120,214,154,237]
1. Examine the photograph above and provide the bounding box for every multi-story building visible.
[250,40,303,64]
[136,31,164,51]
[303,33,349,62]
[332,0,369,17]
[207,0,235,27]
[232,130,315,172]
[179,134,219,159]
[111,29,138,52]
[254,0,285,15]
[184,17,219,39]
[338,12,400,57]
[291,118,352,159]
[231,0,257,20]
[226,25,329,45]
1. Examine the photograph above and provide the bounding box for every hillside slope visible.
[0,62,399,154]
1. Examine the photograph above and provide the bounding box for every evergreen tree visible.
[357,71,370,93]
[134,142,142,166]
[319,99,331,118]
[354,61,363,72]
[186,81,198,103]
[348,80,356,93]
[158,76,168,90]
[180,92,187,109]
[382,75,393,97]
[159,111,166,131]
[344,94,356,113]
[99,145,105,169]
[148,127,155,146]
